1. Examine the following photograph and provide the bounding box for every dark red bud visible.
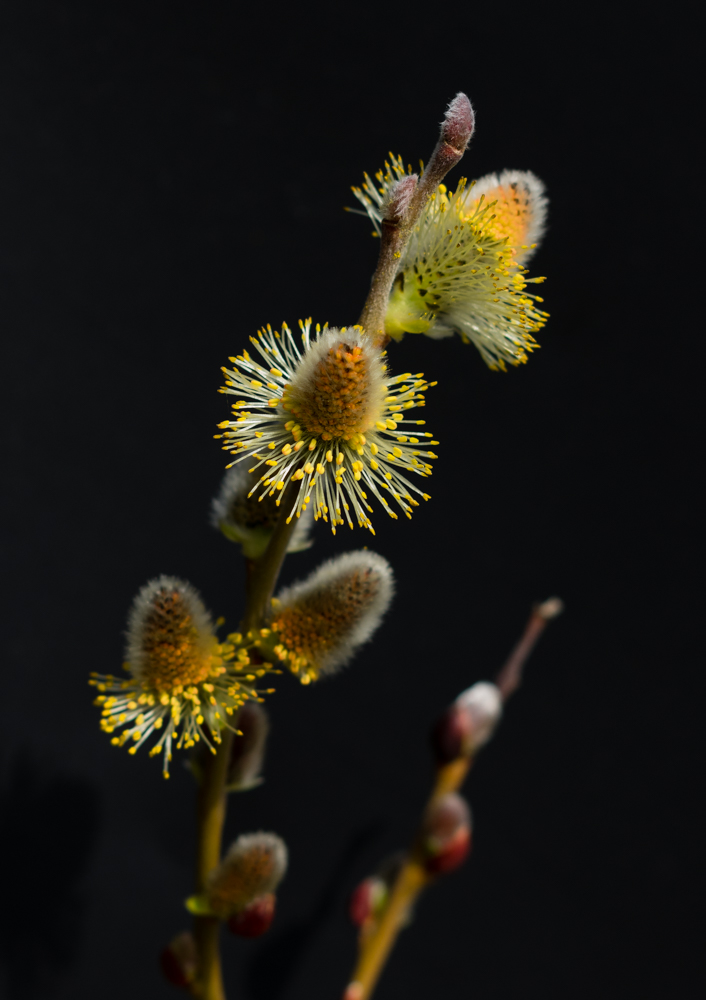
[422,792,473,875]
[227,893,276,937]
[349,876,386,927]
[430,702,473,764]
[159,931,196,988]
[424,825,472,875]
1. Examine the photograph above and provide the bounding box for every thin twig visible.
[495,597,564,700]
[358,93,475,345]
[343,597,562,1000]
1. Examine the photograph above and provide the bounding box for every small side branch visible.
[358,94,475,345]
[343,596,561,1000]
[495,597,564,700]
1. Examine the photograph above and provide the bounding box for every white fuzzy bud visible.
[455,682,503,750]
[204,832,288,919]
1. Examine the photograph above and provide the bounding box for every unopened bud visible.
[264,550,394,682]
[159,931,196,988]
[455,682,502,748]
[187,831,288,919]
[537,596,564,620]
[431,682,502,763]
[440,93,475,153]
[349,876,387,927]
[343,984,364,1000]
[381,174,418,223]
[211,465,313,559]
[226,701,269,792]
[422,792,472,875]
[227,892,276,937]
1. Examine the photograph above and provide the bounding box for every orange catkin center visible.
[465,181,533,250]
[139,589,212,690]
[282,342,378,441]
[272,570,379,659]
[208,846,277,917]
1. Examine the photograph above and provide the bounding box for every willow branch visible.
[343,597,562,1000]
[191,490,297,999]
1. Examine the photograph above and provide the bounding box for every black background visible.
[0,2,702,998]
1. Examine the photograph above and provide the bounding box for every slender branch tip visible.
[536,596,564,620]
[441,92,475,152]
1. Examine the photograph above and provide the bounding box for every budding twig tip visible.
[441,92,475,152]
[536,596,564,621]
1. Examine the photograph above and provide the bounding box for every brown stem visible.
[495,597,564,701]
[357,93,474,346]
[191,492,298,998]
[357,220,409,342]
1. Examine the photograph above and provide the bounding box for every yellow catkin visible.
[282,342,379,441]
[139,588,213,690]
[271,570,380,665]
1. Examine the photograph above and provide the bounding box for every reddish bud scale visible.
[227,893,276,937]
[424,826,472,875]
[430,703,472,764]
[349,876,386,927]
[441,93,475,153]
[159,931,196,988]
[383,174,418,223]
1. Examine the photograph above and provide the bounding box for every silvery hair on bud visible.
[380,174,418,223]
[441,93,475,152]
[223,831,288,888]
[274,550,394,673]
[424,791,472,841]
[125,575,213,677]
[455,681,503,749]
[467,169,548,259]
[210,464,313,552]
